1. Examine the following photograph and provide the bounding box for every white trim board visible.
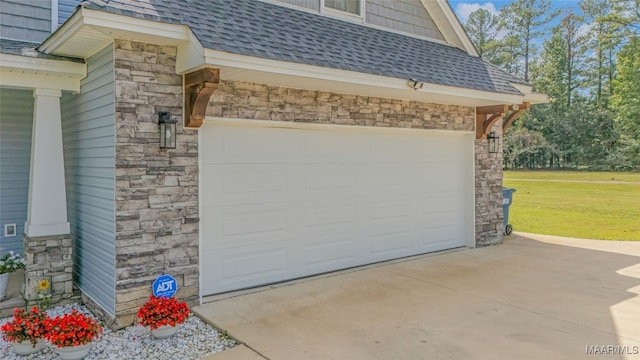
[0,53,86,92]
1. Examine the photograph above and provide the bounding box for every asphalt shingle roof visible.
[0,38,84,63]
[82,0,527,95]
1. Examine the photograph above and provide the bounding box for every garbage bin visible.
[502,187,516,236]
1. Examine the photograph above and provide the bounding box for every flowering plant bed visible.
[0,250,26,274]
[1,307,49,345]
[44,309,102,347]
[0,304,235,360]
[138,296,190,330]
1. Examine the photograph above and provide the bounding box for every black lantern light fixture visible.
[158,111,177,149]
[487,131,499,154]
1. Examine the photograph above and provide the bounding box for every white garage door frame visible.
[198,117,476,299]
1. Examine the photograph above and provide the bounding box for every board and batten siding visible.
[58,0,81,26]
[61,45,116,315]
[0,89,33,255]
[366,0,444,41]
[0,0,52,42]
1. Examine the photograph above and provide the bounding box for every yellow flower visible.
[38,279,50,291]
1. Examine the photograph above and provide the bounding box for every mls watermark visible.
[586,345,639,355]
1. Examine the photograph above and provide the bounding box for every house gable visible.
[270,0,446,43]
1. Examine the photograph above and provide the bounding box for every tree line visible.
[463,0,640,170]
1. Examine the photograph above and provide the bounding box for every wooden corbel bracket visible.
[475,103,531,139]
[502,102,530,134]
[184,68,220,128]
[476,104,508,139]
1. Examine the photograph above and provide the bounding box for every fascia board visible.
[0,53,86,78]
[39,8,191,55]
[80,10,189,41]
[204,49,524,104]
[38,9,85,54]
[0,69,81,92]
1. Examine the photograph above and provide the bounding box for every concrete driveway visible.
[196,233,640,360]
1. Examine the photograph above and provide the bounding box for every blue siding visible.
[366,0,444,40]
[61,45,116,315]
[58,0,81,26]
[0,89,33,255]
[0,0,51,42]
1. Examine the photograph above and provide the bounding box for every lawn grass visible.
[503,171,640,241]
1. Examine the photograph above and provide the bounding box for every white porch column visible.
[24,88,70,237]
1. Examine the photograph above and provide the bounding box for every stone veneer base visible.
[23,233,76,304]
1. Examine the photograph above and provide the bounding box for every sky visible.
[448,0,581,23]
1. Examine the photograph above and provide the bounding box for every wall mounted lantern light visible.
[407,79,424,91]
[487,131,499,154]
[159,111,177,149]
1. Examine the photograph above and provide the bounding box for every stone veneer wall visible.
[206,81,475,131]
[112,40,199,328]
[474,120,504,246]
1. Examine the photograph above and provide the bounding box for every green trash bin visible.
[502,187,516,236]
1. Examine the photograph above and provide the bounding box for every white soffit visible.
[38,8,192,59]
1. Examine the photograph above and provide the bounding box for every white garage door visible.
[200,119,473,296]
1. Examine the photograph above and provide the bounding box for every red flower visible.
[138,296,190,330]
[1,307,50,345]
[43,310,102,348]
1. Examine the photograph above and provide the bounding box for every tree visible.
[498,0,560,82]
[463,8,501,62]
[534,9,588,109]
[611,36,640,169]
[503,126,558,169]
[581,0,627,108]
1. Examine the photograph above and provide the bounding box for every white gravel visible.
[0,303,236,359]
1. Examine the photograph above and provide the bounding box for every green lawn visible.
[503,171,640,241]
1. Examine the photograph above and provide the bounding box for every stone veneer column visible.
[23,234,75,305]
[474,120,504,246]
[112,40,199,327]
[22,88,76,306]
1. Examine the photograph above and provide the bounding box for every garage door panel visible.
[422,166,466,191]
[366,135,422,161]
[366,164,416,190]
[221,168,286,194]
[202,245,290,294]
[302,131,363,163]
[368,198,412,222]
[297,165,359,199]
[201,206,290,251]
[201,121,471,296]
[202,165,290,205]
[217,126,291,164]
[221,209,288,238]
[303,234,359,269]
[367,230,413,257]
[420,192,465,214]
[303,202,357,231]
